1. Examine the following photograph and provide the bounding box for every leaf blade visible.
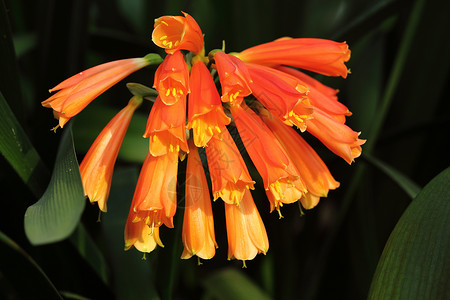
[24,125,86,245]
[368,167,450,300]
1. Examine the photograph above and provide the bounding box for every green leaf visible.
[364,153,421,199]
[0,230,63,299]
[203,268,272,300]
[0,91,49,197]
[368,167,450,300]
[24,125,86,245]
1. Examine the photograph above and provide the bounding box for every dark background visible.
[1,0,449,299]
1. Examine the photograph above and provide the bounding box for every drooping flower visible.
[124,212,164,253]
[128,151,179,229]
[42,55,159,128]
[214,51,253,104]
[152,12,204,55]
[143,95,189,157]
[276,66,351,122]
[205,125,255,205]
[230,102,307,212]
[305,108,365,164]
[153,50,190,105]
[181,140,217,260]
[225,189,269,264]
[236,37,351,78]
[259,107,340,209]
[187,58,231,147]
[79,96,142,212]
[245,63,313,131]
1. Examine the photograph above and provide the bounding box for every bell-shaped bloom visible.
[42,57,151,128]
[214,52,252,104]
[236,38,351,78]
[225,189,269,263]
[79,96,142,212]
[205,125,255,205]
[245,63,313,131]
[152,12,204,55]
[124,211,164,253]
[181,141,217,260]
[129,151,179,229]
[276,66,351,122]
[144,95,189,156]
[187,60,231,147]
[153,50,190,105]
[260,108,340,209]
[306,108,365,164]
[230,103,306,211]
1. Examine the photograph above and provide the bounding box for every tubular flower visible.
[79,96,142,212]
[124,212,164,253]
[245,63,313,131]
[306,108,365,164]
[43,11,363,263]
[42,56,152,128]
[153,50,190,105]
[276,66,351,122]
[129,151,179,229]
[214,52,253,104]
[152,12,204,55]
[205,125,255,205]
[187,59,231,147]
[181,141,217,260]
[236,37,351,78]
[260,108,340,209]
[225,189,269,264]
[144,95,189,156]
[230,103,307,212]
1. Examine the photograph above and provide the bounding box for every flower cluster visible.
[42,12,364,264]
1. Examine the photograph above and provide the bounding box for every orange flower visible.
[153,50,190,105]
[230,103,306,212]
[260,108,340,209]
[124,212,164,253]
[143,95,189,157]
[181,140,217,260]
[225,189,269,263]
[306,108,365,164]
[214,52,252,104]
[187,59,230,147]
[42,56,154,128]
[152,12,204,55]
[129,151,179,229]
[79,96,142,212]
[236,38,351,78]
[276,66,351,122]
[205,125,255,205]
[245,63,313,131]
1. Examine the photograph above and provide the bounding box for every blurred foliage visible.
[1,0,449,299]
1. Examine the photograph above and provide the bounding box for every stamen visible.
[159,35,167,41]
[161,21,169,26]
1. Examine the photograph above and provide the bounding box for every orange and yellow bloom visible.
[42,55,157,129]
[42,11,363,264]
[79,96,142,212]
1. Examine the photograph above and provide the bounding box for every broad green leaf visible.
[364,153,421,199]
[203,268,272,300]
[24,125,86,245]
[0,91,49,197]
[368,167,450,300]
[0,230,63,299]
